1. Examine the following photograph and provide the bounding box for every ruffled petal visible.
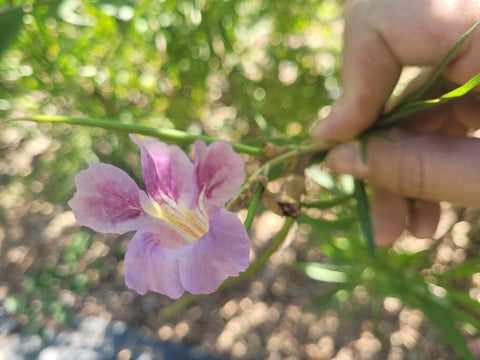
[193,140,244,210]
[179,209,251,295]
[124,209,250,298]
[124,230,185,299]
[68,163,148,234]
[130,135,195,206]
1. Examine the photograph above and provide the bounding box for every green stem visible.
[222,216,296,288]
[160,216,296,320]
[243,184,264,231]
[227,141,333,208]
[353,179,375,258]
[159,293,205,321]
[10,115,264,156]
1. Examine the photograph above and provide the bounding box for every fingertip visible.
[310,114,333,141]
[408,200,441,239]
[372,188,409,247]
[311,102,347,142]
[311,94,381,142]
[325,142,368,179]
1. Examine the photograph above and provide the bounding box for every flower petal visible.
[193,140,245,210]
[124,228,188,299]
[130,135,194,206]
[68,163,148,234]
[124,209,250,298]
[179,209,251,295]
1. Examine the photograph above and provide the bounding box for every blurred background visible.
[0,0,479,359]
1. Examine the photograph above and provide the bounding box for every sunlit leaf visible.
[293,262,348,283]
[376,20,480,128]
[440,72,480,98]
[394,20,480,107]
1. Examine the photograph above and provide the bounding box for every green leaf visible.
[377,72,480,128]
[415,293,476,360]
[305,167,344,194]
[307,285,353,316]
[375,21,480,128]
[353,179,375,258]
[0,6,24,59]
[440,72,480,99]
[446,290,480,324]
[293,262,348,283]
[396,20,480,106]
[305,150,329,167]
[359,137,368,164]
[435,258,480,280]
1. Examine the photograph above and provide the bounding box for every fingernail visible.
[325,142,369,178]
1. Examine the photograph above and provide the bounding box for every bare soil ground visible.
[0,133,479,359]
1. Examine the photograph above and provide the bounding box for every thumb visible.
[325,130,480,208]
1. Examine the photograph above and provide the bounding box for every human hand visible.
[311,0,480,246]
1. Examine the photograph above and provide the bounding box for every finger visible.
[452,93,480,130]
[371,188,408,246]
[408,200,441,239]
[404,92,480,135]
[325,130,480,208]
[312,0,401,141]
[312,0,480,142]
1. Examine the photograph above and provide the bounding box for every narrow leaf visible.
[416,294,476,360]
[397,20,480,106]
[359,137,368,164]
[446,290,480,323]
[440,72,480,99]
[375,71,480,128]
[376,21,480,128]
[435,258,480,280]
[353,180,375,257]
[293,262,348,283]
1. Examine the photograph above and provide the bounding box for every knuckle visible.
[397,148,425,199]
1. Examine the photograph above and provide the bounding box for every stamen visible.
[141,195,209,243]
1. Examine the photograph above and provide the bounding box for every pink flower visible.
[68,135,250,299]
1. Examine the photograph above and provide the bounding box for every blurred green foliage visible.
[1,0,342,204]
[1,1,479,359]
[0,0,342,335]
[296,172,480,360]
